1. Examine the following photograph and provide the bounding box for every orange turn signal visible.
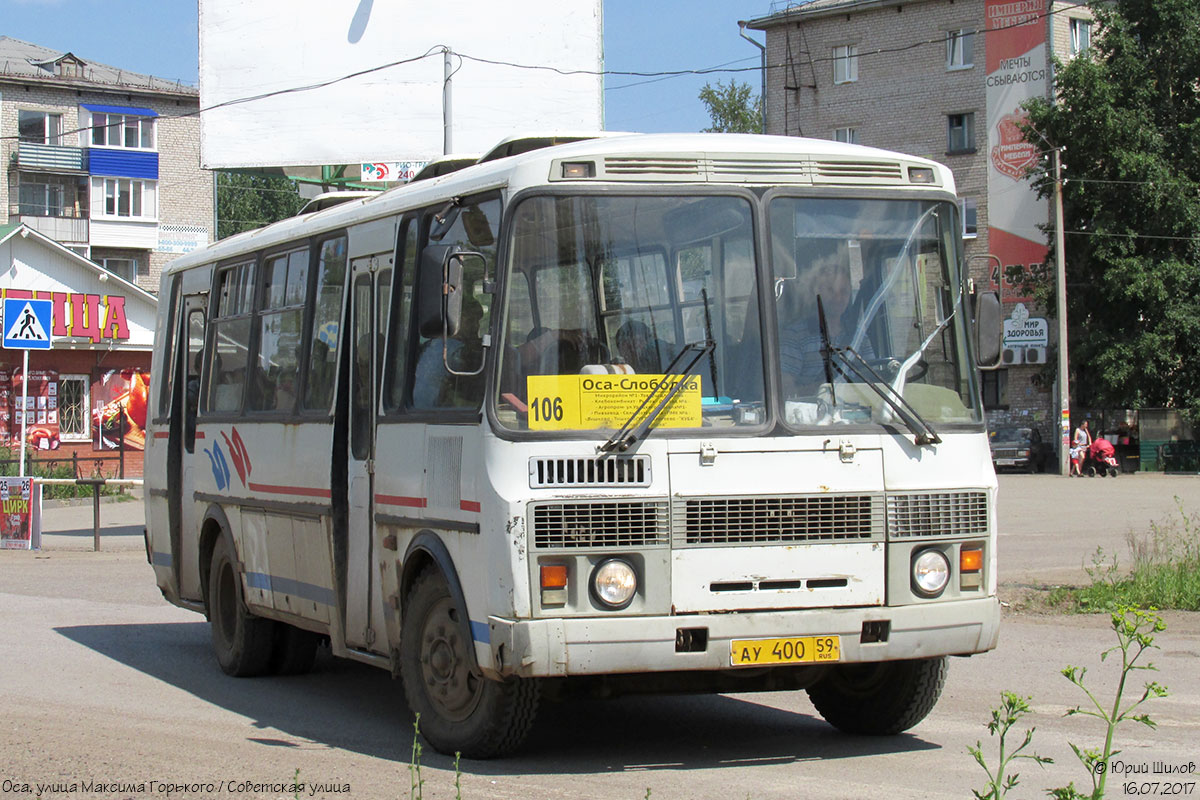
[540,565,568,589]
[960,548,983,573]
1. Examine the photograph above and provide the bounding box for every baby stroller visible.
[1084,438,1119,477]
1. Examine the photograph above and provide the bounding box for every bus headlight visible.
[590,558,638,609]
[912,549,950,597]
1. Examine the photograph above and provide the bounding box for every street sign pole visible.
[3,297,55,477]
[19,350,28,478]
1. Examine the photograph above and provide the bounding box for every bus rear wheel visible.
[400,568,539,759]
[208,532,276,677]
[807,656,947,735]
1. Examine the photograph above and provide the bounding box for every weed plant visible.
[1049,499,1200,611]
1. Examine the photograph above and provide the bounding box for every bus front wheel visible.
[400,568,540,759]
[208,532,275,677]
[807,656,947,735]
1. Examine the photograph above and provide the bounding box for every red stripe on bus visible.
[460,500,481,513]
[153,431,170,439]
[195,432,206,439]
[376,494,427,508]
[248,482,332,499]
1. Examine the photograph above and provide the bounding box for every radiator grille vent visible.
[673,495,883,546]
[886,491,989,538]
[529,455,651,488]
[532,501,669,549]
[709,157,809,181]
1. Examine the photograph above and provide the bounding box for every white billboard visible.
[199,1,603,169]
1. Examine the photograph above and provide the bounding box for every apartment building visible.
[747,0,1093,438]
[1,35,211,293]
[0,36,208,475]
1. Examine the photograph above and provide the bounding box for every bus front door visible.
[344,263,387,651]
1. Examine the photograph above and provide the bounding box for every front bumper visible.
[485,596,1000,678]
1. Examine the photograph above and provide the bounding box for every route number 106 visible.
[530,396,564,423]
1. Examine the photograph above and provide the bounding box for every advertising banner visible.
[985,0,1050,305]
[0,477,41,550]
[92,369,150,451]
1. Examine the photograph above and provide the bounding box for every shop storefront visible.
[1,224,157,478]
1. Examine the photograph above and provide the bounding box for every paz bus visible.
[145,132,1003,758]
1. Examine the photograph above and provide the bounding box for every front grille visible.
[529,455,651,488]
[531,501,669,549]
[886,491,989,538]
[673,495,883,546]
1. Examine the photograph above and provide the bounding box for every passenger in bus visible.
[778,256,872,396]
[614,319,669,373]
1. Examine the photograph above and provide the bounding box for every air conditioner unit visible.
[1024,346,1048,365]
[1001,347,1023,365]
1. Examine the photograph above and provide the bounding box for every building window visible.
[100,258,141,282]
[960,197,978,238]
[92,177,156,219]
[18,110,63,145]
[981,369,1008,409]
[833,45,858,84]
[59,375,91,441]
[947,29,975,69]
[833,127,860,145]
[1070,18,1091,55]
[947,112,976,154]
[91,112,155,149]
[17,174,85,218]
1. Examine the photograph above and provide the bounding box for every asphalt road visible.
[1,475,1198,800]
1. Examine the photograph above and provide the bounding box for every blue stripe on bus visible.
[470,619,490,643]
[244,572,336,606]
[152,551,173,567]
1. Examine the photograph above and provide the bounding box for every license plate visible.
[996,459,1015,466]
[730,635,841,666]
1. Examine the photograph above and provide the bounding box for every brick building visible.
[747,0,1094,446]
[0,36,207,476]
[1,35,211,293]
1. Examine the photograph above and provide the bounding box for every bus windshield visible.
[493,192,980,435]
[495,193,764,432]
[770,196,980,430]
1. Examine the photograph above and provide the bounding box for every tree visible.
[699,80,762,133]
[216,171,305,239]
[1023,0,1200,419]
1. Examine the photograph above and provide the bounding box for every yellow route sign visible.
[526,374,702,431]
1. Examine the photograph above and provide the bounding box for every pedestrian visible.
[1070,419,1091,476]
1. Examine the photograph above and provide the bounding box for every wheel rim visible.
[215,560,237,647]
[418,596,483,722]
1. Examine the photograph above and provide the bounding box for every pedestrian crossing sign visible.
[3,298,53,350]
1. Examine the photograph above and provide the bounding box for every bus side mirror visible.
[974,291,1002,368]
[418,245,464,339]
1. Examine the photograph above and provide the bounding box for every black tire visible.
[208,532,276,677]
[400,568,539,759]
[807,656,948,735]
[270,624,322,676]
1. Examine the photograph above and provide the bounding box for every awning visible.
[80,103,158,118]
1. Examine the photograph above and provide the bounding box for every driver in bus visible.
[779,255,872,397]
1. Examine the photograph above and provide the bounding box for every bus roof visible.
[168,132,955,276]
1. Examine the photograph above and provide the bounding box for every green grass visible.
[1047,498,1200,612]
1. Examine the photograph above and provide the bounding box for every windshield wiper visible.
[822,344,942,446]
[600,339,715,453]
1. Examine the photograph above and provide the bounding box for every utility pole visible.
[1053,148,1070,475]
[443,47,454,155]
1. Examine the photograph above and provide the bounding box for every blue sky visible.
[0,0,772,133]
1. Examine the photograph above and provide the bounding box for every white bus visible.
[145,133,1003,758]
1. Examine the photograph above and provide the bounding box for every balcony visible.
[11,142,88,173]
[8,206,89,245]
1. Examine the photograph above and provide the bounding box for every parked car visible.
[989,426,1052,473]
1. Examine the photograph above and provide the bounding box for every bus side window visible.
[384,216,418,410]
[406,194,499,411]
[206,261,255,413]
[250,247,308,413]
[302,236,347,412]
